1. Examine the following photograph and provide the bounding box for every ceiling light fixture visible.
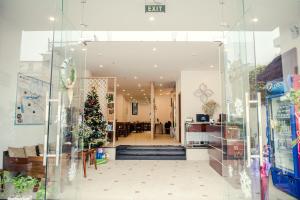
[159,83,163,87]
[82,48,87,51]
[49,16,55,21]
[154,64,158,68]
[117,84,120,87]
[210,65,215,68]
[141,89,144,92]
[70,48,75,52]
[152,47,157,52]
[99,64,104,68]
[138,83,141,87]
[127,93,130,96]
[134,76,138,80]
[160,76,164,80]
[122,89,126,92]
[252,18,259,22]
[160,93,163,96]
[149,16,155,21]
[160,89,162,92]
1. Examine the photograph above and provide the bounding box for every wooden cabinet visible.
[207,124,245,176]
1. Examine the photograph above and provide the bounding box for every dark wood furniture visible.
[80,149,97,178]
[207,124,245,176]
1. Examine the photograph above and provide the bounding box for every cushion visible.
[24,145,37,157]
[8,147,26,158]
[38,144,44,155]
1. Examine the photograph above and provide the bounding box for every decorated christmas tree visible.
[83,86,107,148]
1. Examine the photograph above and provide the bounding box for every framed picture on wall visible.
[132,102,138,115]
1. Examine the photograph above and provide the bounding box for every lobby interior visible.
[1,0,300,200]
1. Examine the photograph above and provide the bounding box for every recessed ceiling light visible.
[252,18,259,22]
[134,76,138,80]
[49,16,55,21]
[160,89,162,92]
[117,84,120,87]
[82,48,87,51]
[130,97,133,99]
[141,89,144,92]
[144,93,146,95]
[99,64,104,68]
[154,64,158,68]
[127,93,130,96]
[98,53,102,56]
[159,83,163,87]
[152,47,157,52]
[122,89,126,92]
[138,83,141,87]
[210,65,215,68]
[160,93,163,96]
[149,16,155,21]
[160,76,164,80]
[70,48,75,52]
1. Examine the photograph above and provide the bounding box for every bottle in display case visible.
[266,78,300,199]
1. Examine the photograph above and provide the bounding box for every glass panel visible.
[268,96,294,173]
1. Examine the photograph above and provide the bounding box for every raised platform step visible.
[116,145,186,160]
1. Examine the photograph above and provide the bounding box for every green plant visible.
[35,182,45,200]
[289,89,300,110]
[10,175,38,197]
[0,171,10,198]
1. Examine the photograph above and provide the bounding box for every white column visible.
[151,82,155,139]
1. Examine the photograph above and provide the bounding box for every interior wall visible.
[116,93,129,122]
[180,70,221,144]
[128,102,151,122]
[155,94,172,132]
[0,19,44,168]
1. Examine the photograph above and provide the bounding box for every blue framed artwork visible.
[15,73,50,125]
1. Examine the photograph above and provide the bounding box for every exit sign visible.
[145,5,166,12]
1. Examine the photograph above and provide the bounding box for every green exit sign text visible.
[145,5,165,13]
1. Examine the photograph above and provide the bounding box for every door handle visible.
[43,92,49,166]
[245,92,263,167]
[55,92,62,166]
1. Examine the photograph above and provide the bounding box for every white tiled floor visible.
[60,160,296,200]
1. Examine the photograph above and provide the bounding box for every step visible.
[115,145,186,160]
[116,155,186,160]
[116,150,186,156]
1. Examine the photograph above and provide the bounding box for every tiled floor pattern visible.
[106,132,180,146]
[60,160,297,200]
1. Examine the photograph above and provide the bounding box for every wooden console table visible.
[80,149,97,178]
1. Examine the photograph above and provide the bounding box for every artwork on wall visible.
[132,102,138,115]
[194,83,214,104]
[15,73,49,125]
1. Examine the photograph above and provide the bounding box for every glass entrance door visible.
[42,1,85,199]
[222,0,300,199]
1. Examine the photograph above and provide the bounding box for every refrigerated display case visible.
[266,79,300,199]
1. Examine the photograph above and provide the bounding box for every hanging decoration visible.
[194,83,214,104]
[60,57,77,106]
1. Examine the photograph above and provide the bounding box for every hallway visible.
[107,132,180,146]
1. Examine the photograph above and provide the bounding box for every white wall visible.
[175,78,181,141]
[180,70,221,144]
[0,19,44,168]
[128,102,151,122]
[155,95,172,126]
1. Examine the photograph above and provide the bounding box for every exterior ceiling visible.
[1,0,299,31]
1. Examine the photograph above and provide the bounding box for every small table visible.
[0,169,4,192]
[80,149,97,178]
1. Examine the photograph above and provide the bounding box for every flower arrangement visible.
[202,100,218,117]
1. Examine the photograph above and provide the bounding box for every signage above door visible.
[145,0,166,13]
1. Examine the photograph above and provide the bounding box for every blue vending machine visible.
[266,79,300,199]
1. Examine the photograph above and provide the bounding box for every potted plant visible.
[8,175,38,200]
[0,171,9,199]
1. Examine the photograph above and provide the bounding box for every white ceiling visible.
[1,0,299,31]
[80,41,220,101]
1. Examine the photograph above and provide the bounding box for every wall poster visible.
[15,73,49,125]
[132,102,138,115]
